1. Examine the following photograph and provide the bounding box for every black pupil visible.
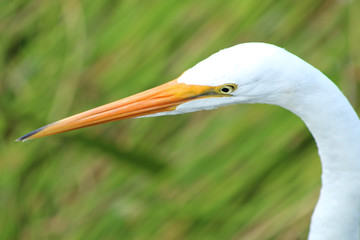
[222,87,230,93]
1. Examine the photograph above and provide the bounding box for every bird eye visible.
[219,84,237,94]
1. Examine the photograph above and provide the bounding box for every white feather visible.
[166,43,360,239]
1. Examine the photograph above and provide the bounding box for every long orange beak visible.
[17,79,215,141]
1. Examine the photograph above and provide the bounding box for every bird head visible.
[18,43,299,141]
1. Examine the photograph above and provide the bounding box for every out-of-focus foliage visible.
[1,0,359,239]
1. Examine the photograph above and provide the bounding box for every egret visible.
[17,43,360,240]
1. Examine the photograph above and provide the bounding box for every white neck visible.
[281,68,360,239]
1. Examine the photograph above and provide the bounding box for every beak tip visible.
[16,126,46,142]
[16,136,29,142]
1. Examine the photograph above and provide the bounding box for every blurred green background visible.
[1,0,360,239]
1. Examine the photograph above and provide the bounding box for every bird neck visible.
[285,72,360,240]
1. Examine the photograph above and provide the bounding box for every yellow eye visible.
[218,84,237,94]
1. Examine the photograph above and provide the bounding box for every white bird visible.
[18,43,360,240]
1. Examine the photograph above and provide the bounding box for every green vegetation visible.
[1,0,359,239]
